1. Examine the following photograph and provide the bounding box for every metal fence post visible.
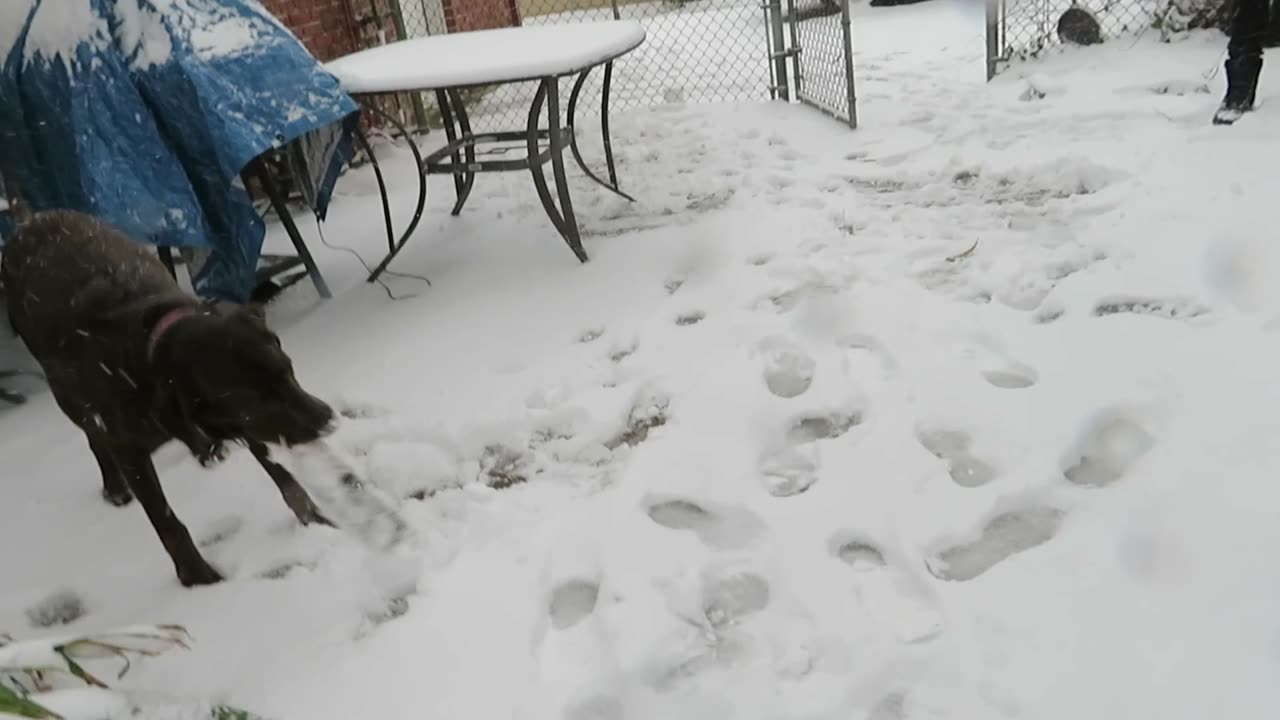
[839,0,857,128]
[767,0,790,101]
[985,0,999,80]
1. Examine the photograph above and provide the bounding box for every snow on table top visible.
[324,20,647,94]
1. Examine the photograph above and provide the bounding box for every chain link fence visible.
[987,0,1162,76]
[350,0,783,133]
[346,0,857,131]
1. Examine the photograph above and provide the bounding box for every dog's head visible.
[157,303,334,448]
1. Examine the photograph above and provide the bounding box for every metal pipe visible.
[838,0,857,127]
[767,0,789,101]
[986,0,1000,80]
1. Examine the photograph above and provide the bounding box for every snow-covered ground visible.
[5,2,1280,719]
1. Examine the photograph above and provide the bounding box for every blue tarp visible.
[0,0,359,302]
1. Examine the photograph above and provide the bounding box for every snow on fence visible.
[988,0,1163,77]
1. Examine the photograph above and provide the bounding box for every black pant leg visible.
[1224,0,1269,107]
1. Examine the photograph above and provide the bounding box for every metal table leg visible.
[526,78,588,263]
[435,90,475,217]
[566,62,634,202]
[445,88,477,216]
[359,102,428,284]
[249,158,332,299]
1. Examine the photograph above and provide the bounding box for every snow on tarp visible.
[325,20,647,94]
[0,0,358,303]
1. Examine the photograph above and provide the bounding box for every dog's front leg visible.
[248,441,334,527]
[116,446,223,587]
[163,393,227,467]
[181,428,228,468]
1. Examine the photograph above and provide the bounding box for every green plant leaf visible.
[0,624,192,693]
[0,685,61,719]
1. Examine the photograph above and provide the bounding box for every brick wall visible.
[257,0,522,132]
[259,0,359,61]
[259,0,523,59]
[442,0,520,33]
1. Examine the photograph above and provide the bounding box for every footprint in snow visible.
[916,427,997,488]
[198,516,243,548]
[605,390,670,450]
[675,310,705,326]
[538,577,623,718]
[928,506,1065,582]
[761,446,819,497]
[833,537,942,644]
[759,407,862,497]
[1092,296,1210,321]
[549,579,600,630]
[355,591,414,639]
[840,333,900,378]
[1061,410,1155,488]
[982,363,1038,390]
[787,411,861,445]
[257,559,315,581]
[702,569,771,628]
[866,690,910,720]
[760,338,817,399]
[1033,300,1065,325]
[478,443,532,489]
[645,497,766,550]
[370,594,411,624]
[764,282,841,314]
[608,338,639,364]
[947,332,1038,390]
[26,589,87,629]
[578,327,605,344]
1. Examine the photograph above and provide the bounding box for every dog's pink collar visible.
[147,306,196,362]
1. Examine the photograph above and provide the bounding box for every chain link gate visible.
[348,0,856,131]
[780,0,858,127]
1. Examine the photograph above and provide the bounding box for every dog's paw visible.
[177,559,225,588]
[101,487,134,507]
[196,442,230,468]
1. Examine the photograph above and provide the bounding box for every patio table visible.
[324,20,647,281]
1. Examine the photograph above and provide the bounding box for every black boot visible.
[1214,54,1263,125]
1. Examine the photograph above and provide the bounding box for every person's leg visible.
[1266,0,1280,48]
[1215,0,1270,124]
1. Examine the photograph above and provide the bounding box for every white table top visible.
[325,20,646,94]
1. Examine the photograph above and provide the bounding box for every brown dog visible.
[2,209,336,587]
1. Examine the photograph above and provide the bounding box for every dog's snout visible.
[305,393,335,428]
[280,390,336,445]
